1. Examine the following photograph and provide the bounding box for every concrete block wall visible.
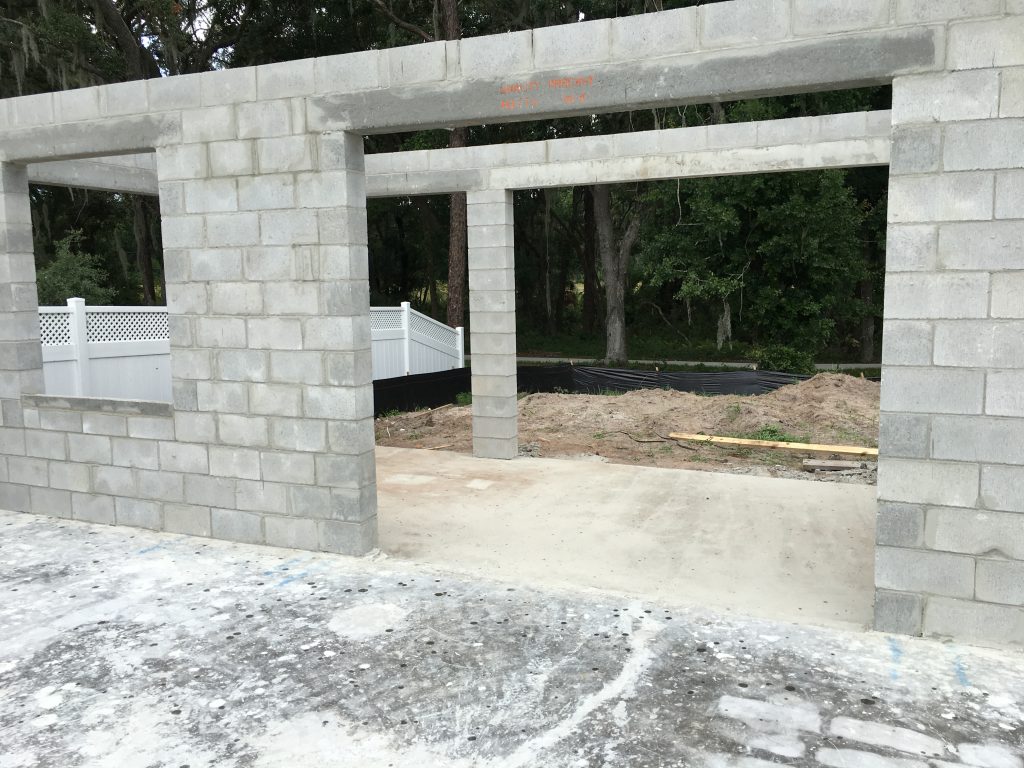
[467,189,518,460]
[876,7,1024,648]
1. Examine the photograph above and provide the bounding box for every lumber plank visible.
[667,432,878,456]
[802,459,869,471]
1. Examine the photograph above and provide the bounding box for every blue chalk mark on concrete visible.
[953,655,970,687]
[137,544,165,555]
[887,637,904,680]
[263,557,305,577]
[277,571,309,587]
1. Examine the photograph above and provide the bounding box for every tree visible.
[593,184,641,365]
[36,230,117,305]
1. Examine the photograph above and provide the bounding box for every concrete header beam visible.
[0,0,948,162]
[26,110,890,197]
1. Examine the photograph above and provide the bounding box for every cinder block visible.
[302,316,367,352]
[875,546,975,599]
[792,0,888,34]
[611,7,697,61]
[1002,68,1024,118]
[260,451,315,484]
[10,92,53,128]
[883,273,988,320]
[237,100,292,139]
[472,415,518,441]
[173,380,199,411]
[216,349,268,382]
[170,349,212,381]
[0,427,26,456]
[49,462,90,492]
[135,468,184,502]
[211,507,264,544]
[256,136,314,174]
[700,0,790,47]
[218,414,269,447]
[196,381,248,414]
[924,596,1024,649]
[470,332,516,356]
[127,416,174,441]
[269,418,327,453]
[199,67,255,105]
[158,441,209,474]
[195,317,247,349]
[8,456,47,486]
[184,473,235,508]
[0,482,30,512]
[327,419,376,455]
[470,354,517,377]
[324,352,372,388]
[209,445,261,480]
[249,383,303,417]
[976,560,1024,605]
[948,17,1024,70]
[210,282,263,316]
[993,324,1024,367]
[932,320,998,367]
[981,465,1024,513]
[115,497,162,530]
[72,492,115,524]
[314,451,375,489]
[246,318,303,351]
[259,209,319,246]
[877,457,979,507]
[110,436,160,469]
[244,246,294,281]
[265,515,319,550]
[386,40,446,85]
[985,371,1024,418]
[92,465,136,496]
[880,367,983,414]
[147,74,201,110]
[927,506,1024,560]
[314,50,384,93]
[995,171,1024,220]
[932,415,1024,464]
[39,409,82,432]
[165,503,211,536]
[880,320,932,367]
[80,412,127,438]
[68,433,112,464]
[895,0,1000,23]
[235,479,287,513]
[262,282,319,316]
[100,79,147,116]
[208,140,255,177]
[57,86,101,123]
[25,430,66,461]
[182,105,237,143]
[317,516,377,555]
[873,589,923,636]
[889,126,941,176]
[888,173,994,223]
[257,59,316,101]
[160,216,205,249]
[473,436,518,460]
[892,71,999,125]
[878,413,930,459]
[303,386,370,420]
[29,486,71,519]
[238,175,295,211]
[205,213,261,248]
[944,120,1024,171]
[184,178,238,214]
[173,412,216,443]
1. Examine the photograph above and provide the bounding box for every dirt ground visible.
[375,373,881,484]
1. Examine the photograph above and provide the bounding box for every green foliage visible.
[35,231,117,306]
[455,392,473,406]
[751,345,816,375]
[743,425,806,443]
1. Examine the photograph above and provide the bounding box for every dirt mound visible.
[376,373,880,483]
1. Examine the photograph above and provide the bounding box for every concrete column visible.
[467,189,518,460]
[156,107,377,555]
[875,8,1024,648]
[0,162,42,431]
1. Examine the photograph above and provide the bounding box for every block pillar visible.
[467,189,518,460]
[876,8,1024,647]
[0,162,41,429]
[156,109,377,554]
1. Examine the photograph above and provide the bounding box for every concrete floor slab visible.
[0,511,1021,767]
[377,448,876,630]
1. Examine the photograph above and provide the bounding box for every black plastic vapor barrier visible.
[372,364,815,416]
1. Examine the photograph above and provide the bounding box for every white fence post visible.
[401,301,412,375]
[67,297,90,396]
[456,326,465,368]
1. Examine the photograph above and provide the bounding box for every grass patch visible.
[741,424,807,443]
[455,392,472,406]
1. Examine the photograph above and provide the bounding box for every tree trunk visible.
[132,198,156,304]
[581,187,599,336]
[593,184,640,366]
[859,277,875,363]
[446,131,468,328]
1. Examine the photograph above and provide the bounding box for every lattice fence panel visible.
[86,311,169,343]
[410,311,457,347]
[371,308,404,330]
[39,312,71,346]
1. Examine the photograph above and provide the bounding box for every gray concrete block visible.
[114,497,162,530]
[611,7,696,61]
[265,515,319,550]
[29,486,71,519]
[888,173,994,223]
[147,74,201,111]
[199,67,255,105]
[879,413,930,459]
[237,100,292,140]
[206,214,261,248]
[1002,68,1024,118]
[135,468,184,502]
[256,136,314,174]
[57,86,101,123]
[38,409,82,432]
[68,433,112,464]
[322,282,370,318]
[302,316,368,352]
[894,0,1000,23]
[173,412,216,443]
[873,589,923,636]
[924,596,1024,649]
[48,462,90,492]
[944,120,1024,171]
[889,126,941,176]
[189,248,244,282]
[317,516,377,556]
[892,71,999,125]
[182,105,237,143]
[8,456,47,487]
[469,290,516,314]
[980,465,1024,513]
[238,175,295,211]
[883,273,988,320]
[927,506,1024,560]
[931,415,1024,464]
[473,436,518,460]
[218,414,269,447]
[247,318,304,351]
[878,457,979,507]
[10,92,53,128]
[471,415,518,441]
[244,246,295,281]
[314,451,375,489]
[976,560,1024,606]
[880,367,983,415]
[327,420,376,456]
[249,383,302,417]
[0,427,26,457]
[316,244,370,282]
[263,282,319,315]
[216,349,268,382]
[184,474,235,508]
[127,416,174,441]
[303,386,370,420]
[260,451,315,485]
[467,246,515,272]
[211,508,264,545]
[387,41,447,85]
[995,171,1024,220]
[932,321,999,368]
[209,445,261,480]
[324,352,372,388]
[700,0,790,46]
[235,479,287,514]
[985,371,1024,418]
[197,381,248,413]
[208,140,255,177]
[164,503,211,537]
[948,17,1024,71]
[315,50,384,93]
[160,216,205,249]
[158,441,209,474]
[173,380,199,412]
[269,418,327,453]
[792,0,888,35]
[938,220,1024,270]
[72,492,115,525]
[875,546,975,599]
[81,412,127,438]
[259,209,319,245]
[880,320,932,367]
[25,430,65,461]
[877,502,926,548]
[0,482,30,513]
[92,465,137,496]
[183,178,238,214]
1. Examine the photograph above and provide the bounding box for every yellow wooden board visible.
[667,432,878,457]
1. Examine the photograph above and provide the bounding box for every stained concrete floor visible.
[1,510,1022,768]
[377,448,876,630]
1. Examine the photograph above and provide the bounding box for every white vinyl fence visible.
[39,299,463,401]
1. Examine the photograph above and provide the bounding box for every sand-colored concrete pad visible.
[377,448,876,631]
